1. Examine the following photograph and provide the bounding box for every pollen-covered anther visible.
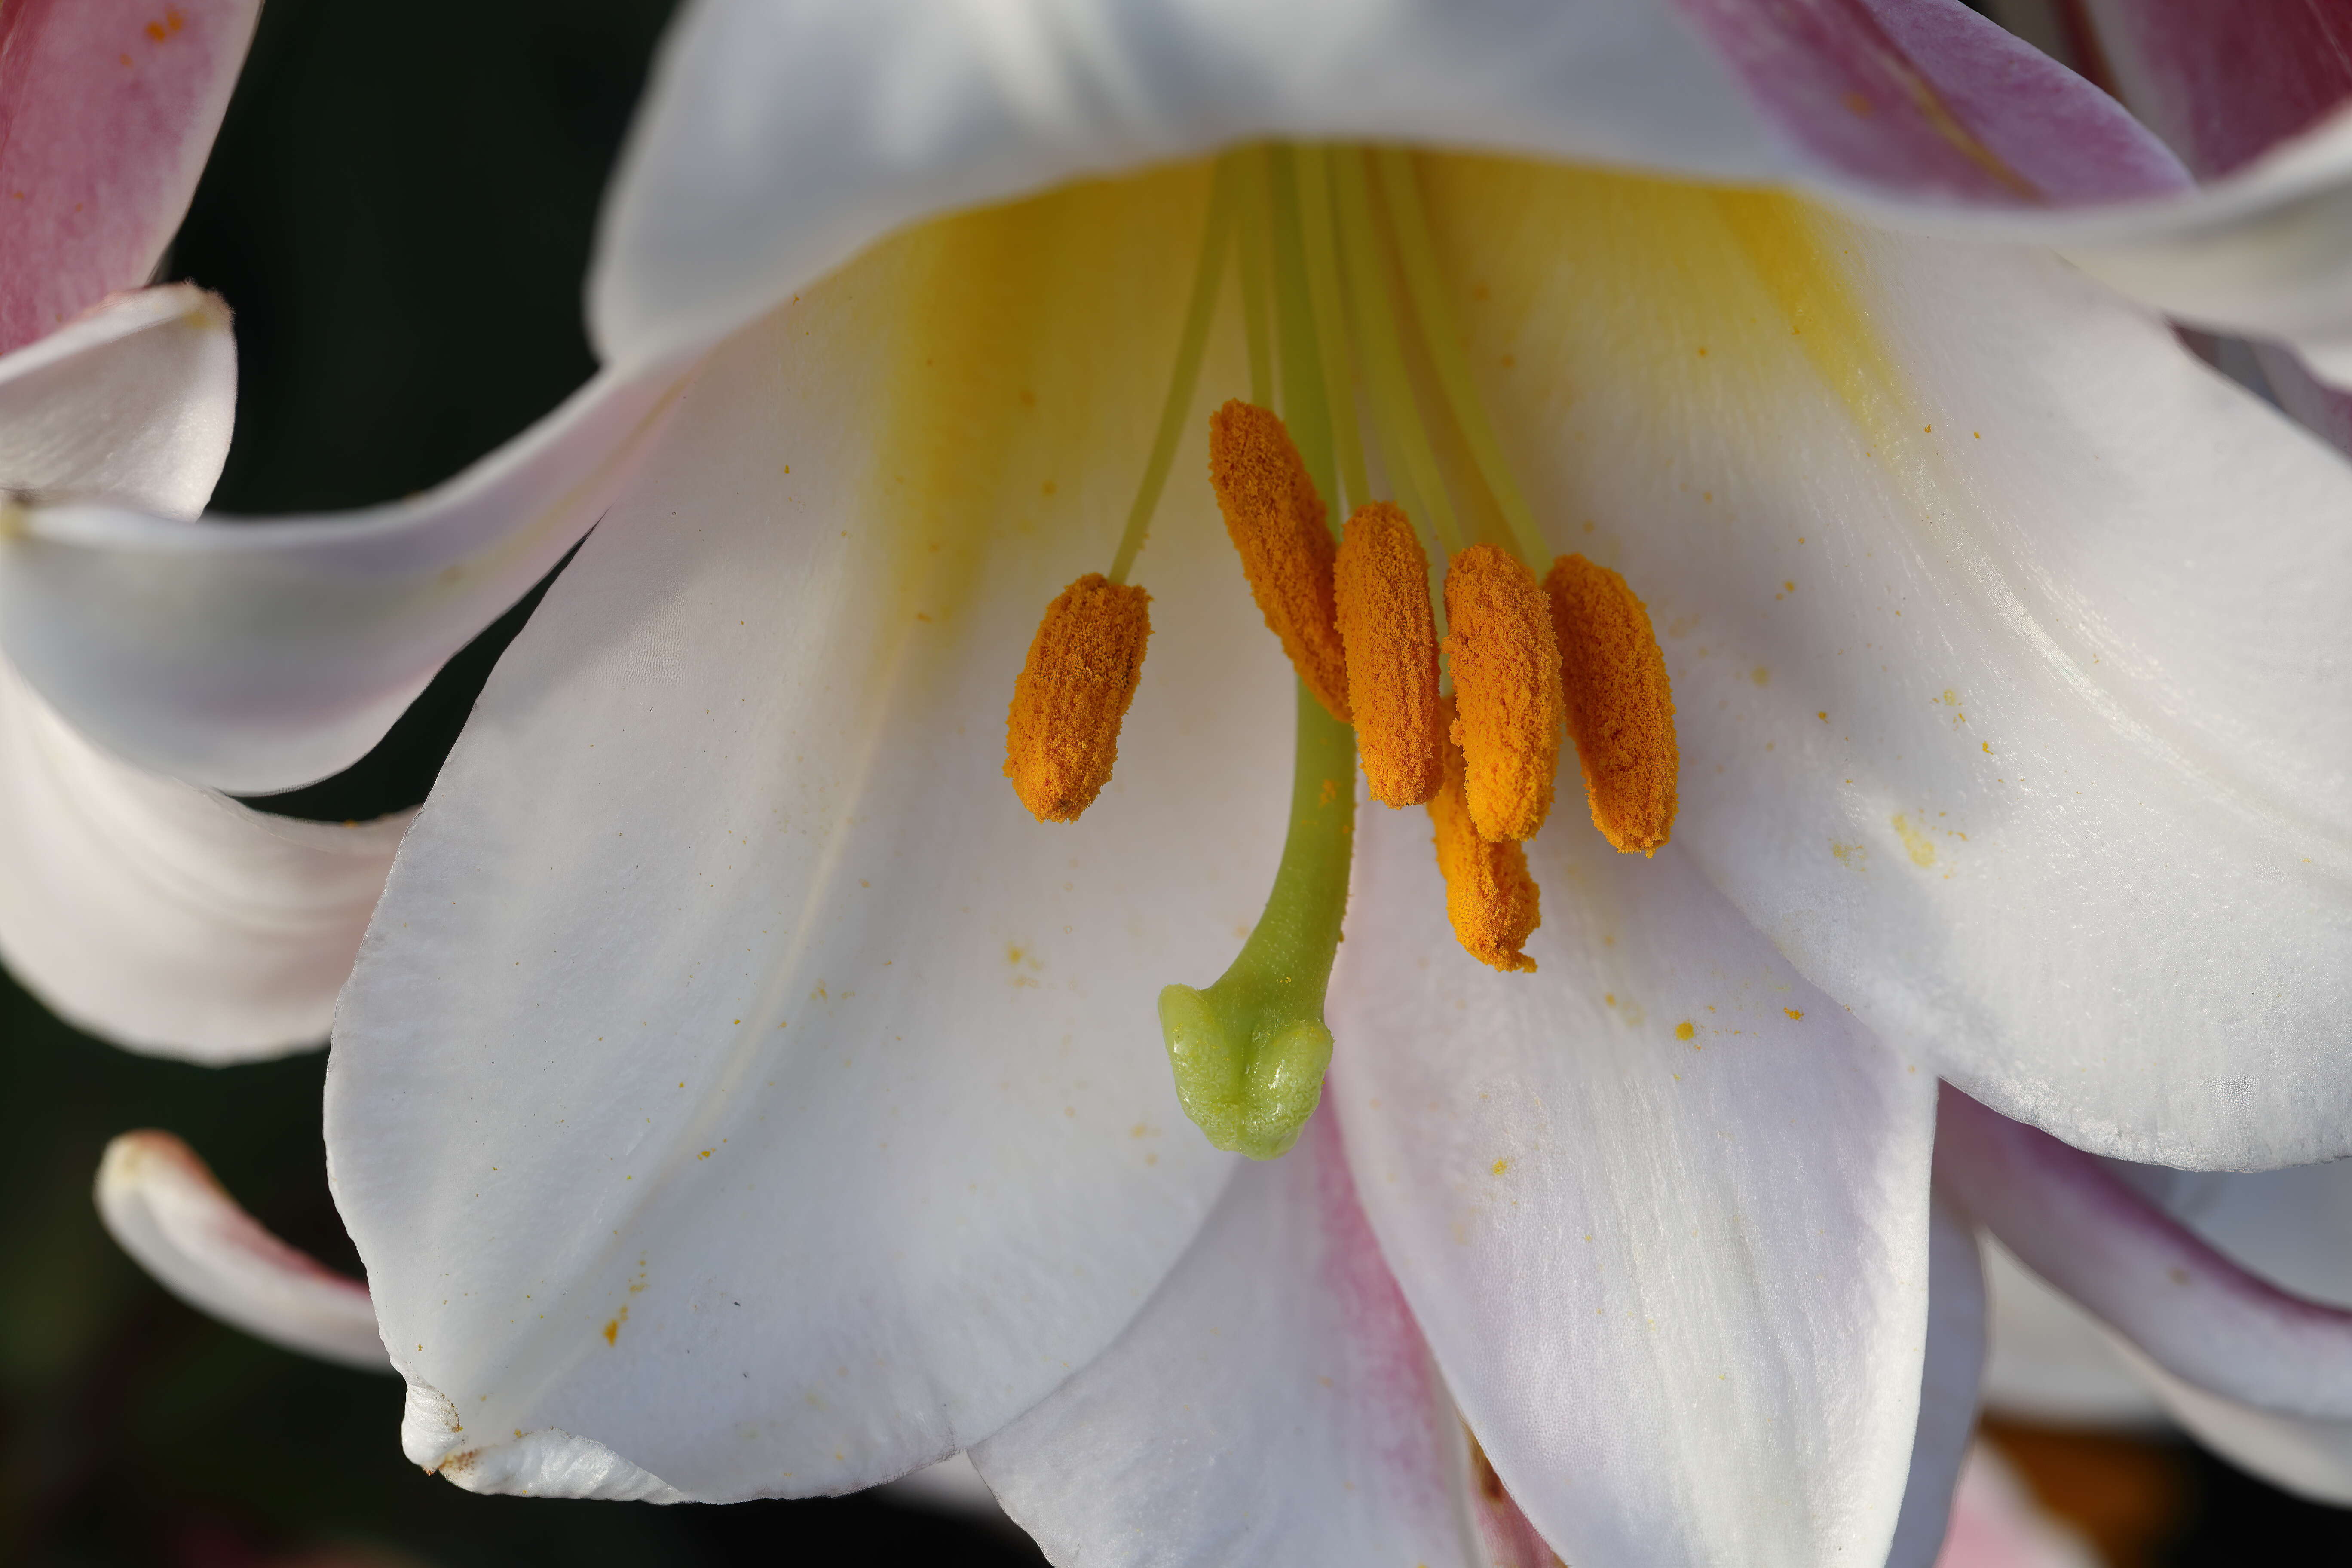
[1429,697,1539,972]
[1004,573,1152,823]
[1440,544,1563,842]
[1207,399,1351,722]
[1334,502,1441,807]
[1545,553,1678,854]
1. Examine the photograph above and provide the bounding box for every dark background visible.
[0,0,2346,1562]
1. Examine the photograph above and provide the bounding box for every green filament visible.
[1265,150,1337,521]
[1373,147,1550,567]
[1158,683,1357,1160]
[1330,147,1464,559]
[1233,147,1276,410]
[1292,145,1369,515]
[1109,159,1236,585]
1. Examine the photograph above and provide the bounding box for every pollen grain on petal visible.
[1004,573,1152,823]
[1207,399,1351,721]
[1545,553,1678,854]
[1441,544,1562,842]
[1429,698,1539,972]
[1335,502,1441,807]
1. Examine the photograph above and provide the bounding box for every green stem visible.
[1374,147,1550,567]
[1159,682,1357,1160]
[1109,159,1235,585]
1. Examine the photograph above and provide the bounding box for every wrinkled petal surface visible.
[1424,156,2352,1167]
[329,171,1294,1502]
[0,0,260,354]
[1331,804,1937,1568]
[1936,1089,2352,1422]
[976,1110,1479,1568]
[0,362,685,793]
[96,1130,386,1369]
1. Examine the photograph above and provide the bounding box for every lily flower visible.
[0,0,409,1061]
[41,1,2352,1564]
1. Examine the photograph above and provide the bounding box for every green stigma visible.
[1159,682,1356,1159]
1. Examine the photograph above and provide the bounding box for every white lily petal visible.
[1936,1089,2352,1423]
[593,0,2214,370]
[328,172,1293,1502]
[0,657,405,1060]
[2110,1339,2352,1507]
[0,284,235,516]
[2076,1157,2352,1501]
[1422,158,2352,1167]
[1885,1189,1988,1568]
[975,1111,1479,1568]
[1978,1238,2162,1427]
[0,361,686,794]
[95,1130,386,1370]
[592,0,1789,366]
[399,1382,686,1503]
[1330,805,1937,1568]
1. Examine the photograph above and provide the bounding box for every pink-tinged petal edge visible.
[1666,0,2185,208]
[94,1129,387,1370]
[1935,1085,2352,1421]
[2072,0,2352,181]
[0,0,261,355]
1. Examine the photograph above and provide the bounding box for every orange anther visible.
[1207,400,1351,722]
[1441,544,1563,842]
[1004,574,1152,822]
[1545,554,1678,854]
[1428,697,1539,972]
[1334,502,1441,806]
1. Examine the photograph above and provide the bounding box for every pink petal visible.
[1665,0,2186,205]
[0,0,261,355]
[1934,1446,2098,1568]
[2074,0,2352,179]
[1936,1086,2352,1421]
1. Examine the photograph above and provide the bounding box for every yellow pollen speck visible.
[1208,401,1351,721]
[1545,554,1678,855]
[1004,573,1152,822]
[1674,1020,1696,1041]
[1335,502,1442,806]
[1891,813,1938,867]
[1428,696,1540,972]
[1751,667,1770,687]
[1491,1159,1510,1176]
[1442,545,1563,842]
[1785,1008,1804,1020]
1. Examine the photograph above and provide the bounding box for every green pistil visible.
[1159,683,1356,1160]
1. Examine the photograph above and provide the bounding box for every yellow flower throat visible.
[1002,144,1679,1159]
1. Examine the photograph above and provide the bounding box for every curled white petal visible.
[0,284,235,517]
[0,362,688,794]
[1937,1089,2352,1421]
[0,658,407,1060]
[399,1381,685,1502]
[95,1130,387,1370]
